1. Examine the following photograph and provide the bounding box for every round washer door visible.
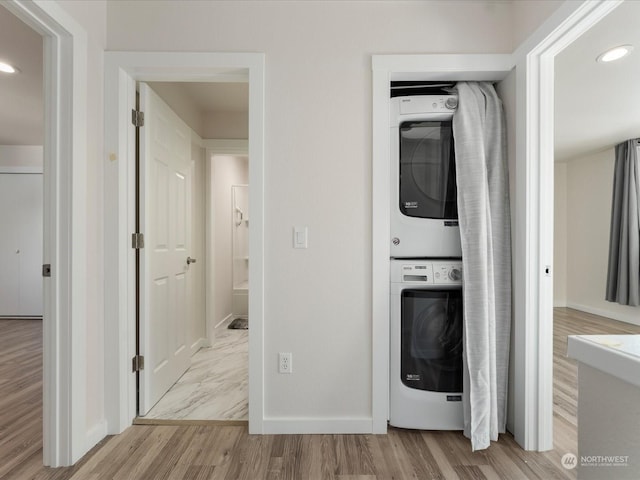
[400,288,463,392]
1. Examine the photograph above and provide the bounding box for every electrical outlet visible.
[279,352,292,374]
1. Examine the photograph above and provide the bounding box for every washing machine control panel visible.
[433,264,462,284]
[392,261,463,285]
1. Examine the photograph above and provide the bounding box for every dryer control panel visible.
[390,260,463,285]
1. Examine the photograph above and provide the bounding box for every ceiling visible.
[0,7,247,147]
[1,3,637,156]
[554,1,640,162]
[166,82,249,113]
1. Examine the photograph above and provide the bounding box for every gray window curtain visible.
[452,82,511,451]
[606,139,640,306]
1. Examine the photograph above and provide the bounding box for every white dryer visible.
[390,95,462,258]
[389,259,463,430]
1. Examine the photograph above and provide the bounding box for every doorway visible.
[0,6,45,475]
[103,52,265,435]
[0,0,89,466]
[523,0,633,452]
[0,8,44,315]
[133,81,250,422]
[551,0,640,457]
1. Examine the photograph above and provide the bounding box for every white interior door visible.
[139,83,193,415]
[0,173,43,317]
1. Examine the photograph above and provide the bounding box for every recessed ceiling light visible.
[596,44,634,63]
[0,61,17,73]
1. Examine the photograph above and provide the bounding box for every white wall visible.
[57,0,107,442]
[0,145,43,168]
[211,154,248,327]
[106,0,514,423]
[557,148,640,325]
[554,162,568,306]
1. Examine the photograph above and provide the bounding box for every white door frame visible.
[372,0,621,450]
[371,54,514,435]
[103,52,265,434]
[4,0,88,467]
[511,0,623,451]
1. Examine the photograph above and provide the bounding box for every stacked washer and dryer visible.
[389,87,464,430]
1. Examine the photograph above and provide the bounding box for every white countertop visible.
[567,335,640,388]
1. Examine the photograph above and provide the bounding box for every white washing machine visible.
[389,259,464,430]
[390,95,462,258]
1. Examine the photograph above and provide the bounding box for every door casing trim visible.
[4,0,90,466]
[104,52,265,434]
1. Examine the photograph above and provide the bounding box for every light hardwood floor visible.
[3,310,640,479]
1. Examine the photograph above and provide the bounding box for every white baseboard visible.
[191,337,210,352]
[566,302,640,327]
[214,313,233,330]
[262,417,373,434]
[85,419,107,451]
[553,301,567,308]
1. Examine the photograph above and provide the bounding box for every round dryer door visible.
[399,120,458,220]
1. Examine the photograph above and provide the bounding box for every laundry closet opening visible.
[382,74,517,437]
[134,80,250,423]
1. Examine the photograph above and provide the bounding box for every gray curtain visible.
[452,82,511,451]
[606,139,640,306]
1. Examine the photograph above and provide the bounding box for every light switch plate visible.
[293,226,308,249]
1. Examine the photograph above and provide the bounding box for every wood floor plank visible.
[265,456,283,480]
[375,429,417,479]
[234,432,275,480]
[335,476,377,480]
[453,464,487,480]
[365,434,397,480]
[420,431,459,479]
[335,435,376,477]
[477,464,504,480]
[396,429,443,479]
[301,435,325,480]
[138,425,200,480]
[278,434,304,480]
[3,310,640,479]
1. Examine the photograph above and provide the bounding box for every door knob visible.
[187,256,197,265]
